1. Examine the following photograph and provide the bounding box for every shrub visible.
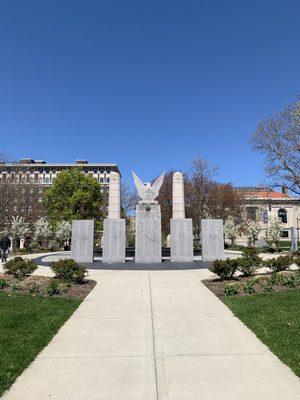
[3,257,37,279]
[260,279,275,293]
[264,256,292,273]
[29,282,40,295]
[50,259,87,283]
[47,280,60,296]
[269,273,284,285]
[12,283,21,291]
[293,270,300,284]
[210,258,239,280]
[242,278,260,294]
[223,284,240,296]
[237,248,262,276]
[281,276,296,289]
[0,279,8,289]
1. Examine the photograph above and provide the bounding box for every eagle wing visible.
[150,172,165,199]
[132,171,146,200]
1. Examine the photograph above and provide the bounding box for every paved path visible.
[2,265,300,399]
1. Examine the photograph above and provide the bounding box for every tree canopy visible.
[252,99,300,195]
[43,169,103,222]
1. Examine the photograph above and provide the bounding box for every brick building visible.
[0,158,120,231]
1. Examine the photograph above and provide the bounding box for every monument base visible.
[135,203,161,263]
[201,219,224,262]
[170,218,194,262]
[71,220,94,263]
[103,219,126,263]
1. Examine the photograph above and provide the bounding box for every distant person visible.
[0,233,11,262]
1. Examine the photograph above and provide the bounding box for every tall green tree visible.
[43,169,103,223]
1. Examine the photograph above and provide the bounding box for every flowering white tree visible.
[245,220,261,247]
[55,221,72,249]
[267,217,284,250]
[10,216,30,247]
[224,217,238,246]
[33,218,52,245]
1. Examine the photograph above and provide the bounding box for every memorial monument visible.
[170,171,194,262]
[102,171,126,263]
[71,220,94,263]
[133,171,164,263]
[201,219,224,261]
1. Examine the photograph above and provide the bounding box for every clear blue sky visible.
[1,0,299,187]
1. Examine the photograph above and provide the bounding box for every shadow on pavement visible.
[33,254,212,271]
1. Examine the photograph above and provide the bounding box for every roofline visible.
[0,163,118,167]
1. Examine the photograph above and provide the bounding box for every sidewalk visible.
[2,265,300,399]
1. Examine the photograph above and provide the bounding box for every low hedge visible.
[3,257,37,279]
[50,259,87,283]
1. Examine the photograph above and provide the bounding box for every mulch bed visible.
[0,273,96,300]
[202,271,297,299]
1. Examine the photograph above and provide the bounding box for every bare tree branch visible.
[252,100,300,195]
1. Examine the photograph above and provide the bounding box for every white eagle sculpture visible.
[132,171,165,204]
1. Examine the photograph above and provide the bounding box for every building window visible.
[246,207,257,221]
[278,208,287,224]
[280,230,289,238]
[39,177,43,184]
[45,177,50,184]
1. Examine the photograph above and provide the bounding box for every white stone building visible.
[235,187,300,245]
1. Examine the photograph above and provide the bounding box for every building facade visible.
[0,158,120,230]
[235,187,300,245]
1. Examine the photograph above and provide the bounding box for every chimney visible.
[282,186,288,195]
[76,160,88,164]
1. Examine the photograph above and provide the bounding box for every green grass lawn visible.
[224,289,300,376]
[0,292,81,396]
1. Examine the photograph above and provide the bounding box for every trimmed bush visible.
[237,248,262,276]
[50,259,87,283]
[210,258,239,280]
[3,257,37,279]
[264,256,292,273]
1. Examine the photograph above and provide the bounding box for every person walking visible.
[0,232,11,262]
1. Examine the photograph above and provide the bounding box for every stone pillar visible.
[291,227,298,251]
[71,220,94,263]
[170,171,193,262]
[103,172,126,263]
[201,219,224,262]
[172,171,185,218]
[108,172,121,219]
[20,238,25,249]
[135,203,161,263]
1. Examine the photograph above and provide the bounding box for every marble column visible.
[103,172,126,263]
[170,171,193,262]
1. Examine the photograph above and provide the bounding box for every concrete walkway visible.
[2,265,300,399]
